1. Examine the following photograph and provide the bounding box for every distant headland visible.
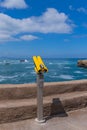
[77,60,87,68]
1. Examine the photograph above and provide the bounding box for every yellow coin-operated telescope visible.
[33,56,48,74]
[33,56,48,123]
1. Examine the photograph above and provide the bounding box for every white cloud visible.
[20,35,38,41]
[64,39,70,42]
[16,8,73,34]
[77,7,87,14]
[69,5,74,11]
[69,5,87,14]
[0,8,74,42]
[0,0,28,9]
[72,34,87,38]
[0,34,19,43]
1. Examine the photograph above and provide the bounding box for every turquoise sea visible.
[0,58,87,84]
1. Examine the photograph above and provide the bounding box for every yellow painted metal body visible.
[33,56,48,73]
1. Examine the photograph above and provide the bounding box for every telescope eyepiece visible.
[40,64,44,69]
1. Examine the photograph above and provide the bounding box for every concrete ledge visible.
[0,84,36,100]
[0,92,87,123]
[0,80,87,100]
[44,79,87,96]
[0,79,87,123]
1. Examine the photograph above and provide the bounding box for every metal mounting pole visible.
[35,73,45,123]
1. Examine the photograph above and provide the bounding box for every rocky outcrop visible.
[77,60,87,68]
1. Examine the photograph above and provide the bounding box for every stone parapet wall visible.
[0,79,87,100]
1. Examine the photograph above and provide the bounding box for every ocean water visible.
[0,58,87,84]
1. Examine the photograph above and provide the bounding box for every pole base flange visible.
[35,118,46,123]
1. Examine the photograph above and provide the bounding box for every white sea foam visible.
[0,62,3,64]
[0,76,7,82]
[49,61,70,66]
[25,66,33,69]
[54,72,57,75]
[8,75,18,79]
[21,73,26,77]
[49,75,58,78]
[0,76,5,82]
[74,71,83,74]
[56,61,70,65]
[59,74,73,79]
[84,75,87,76]
[31,71,36,74]
[49,62,53,65]
[24,59,28,62]
[0,75,18,81]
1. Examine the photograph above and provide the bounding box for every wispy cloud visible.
[69,5,87,14]
[0,34,19,43]
[69,5,74,11]
[0,8,74,42]
[83,23,87,28]
[77,7,87,14]
[64,39,70,42]
[72,34,87,38]
[0,0,28,9]
[20,35,38,41]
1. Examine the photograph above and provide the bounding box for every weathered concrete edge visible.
[0,79,87,88]
[0,79,87,100]
[0,95,87,123]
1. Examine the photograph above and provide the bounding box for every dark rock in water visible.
[77,60,87,68]
[20,60,25,62]
[20,59,28,63]
[3,60,10,65]
[4,62,10,65]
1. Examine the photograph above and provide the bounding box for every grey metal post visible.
[35,73,45,123]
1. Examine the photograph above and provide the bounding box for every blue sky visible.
[0,0,87,58]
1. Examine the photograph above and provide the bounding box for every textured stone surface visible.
[0,80,87,123]
[77,60,87,67]
[0,108,87,130]
[0,92,87,123]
